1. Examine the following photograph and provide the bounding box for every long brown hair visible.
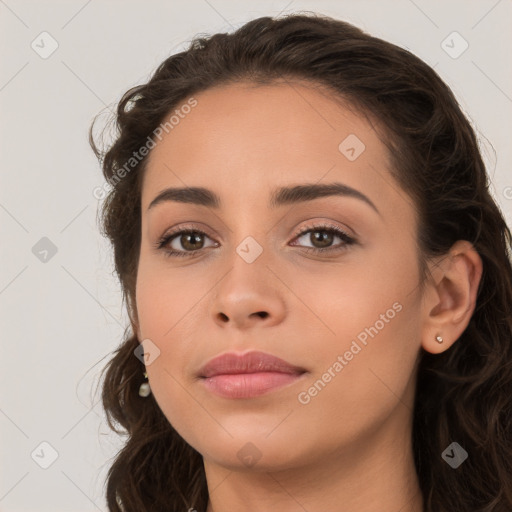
[89,12,512,511]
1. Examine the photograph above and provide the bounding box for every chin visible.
[196,434,312,473]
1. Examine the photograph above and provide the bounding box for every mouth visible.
[198,350,308,399]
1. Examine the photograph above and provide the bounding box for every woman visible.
[89,12,512,512]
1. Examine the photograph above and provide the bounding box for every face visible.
[135,81,425,471]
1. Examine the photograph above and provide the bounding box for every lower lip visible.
[201,372,305,399]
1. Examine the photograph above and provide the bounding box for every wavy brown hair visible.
[89,12,512,512]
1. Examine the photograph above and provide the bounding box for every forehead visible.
[140,81,393,212]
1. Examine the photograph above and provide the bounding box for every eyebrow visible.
[147,182,380,215]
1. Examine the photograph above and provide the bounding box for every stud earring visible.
[139,369,151,397]
[435,335,443,344]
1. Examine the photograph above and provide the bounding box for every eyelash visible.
[154,223,356,259]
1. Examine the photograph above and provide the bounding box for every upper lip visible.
[198,351,307,378]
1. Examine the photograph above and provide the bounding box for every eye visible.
[155,228,218,258]
[290,223,356,254]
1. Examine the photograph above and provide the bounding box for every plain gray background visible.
[1,1,511,510]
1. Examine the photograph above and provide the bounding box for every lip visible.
[198,351,307,399]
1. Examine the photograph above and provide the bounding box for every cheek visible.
[290,246,422,416]
[135,263,213,443]
[291,245,420,358]
[135,259,208,410]
[135,254,207,342]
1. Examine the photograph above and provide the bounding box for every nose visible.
[210,257,286,331]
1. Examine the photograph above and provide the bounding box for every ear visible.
[420,240,483,354]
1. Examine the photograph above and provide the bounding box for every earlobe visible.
[421,240,483,354]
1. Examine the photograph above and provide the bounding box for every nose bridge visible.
[209,187,285,278]
[234,232,267,265]
[223,230,271,289]
[224,199,273,264]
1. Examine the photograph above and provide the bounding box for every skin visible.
[134,81,482,512]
